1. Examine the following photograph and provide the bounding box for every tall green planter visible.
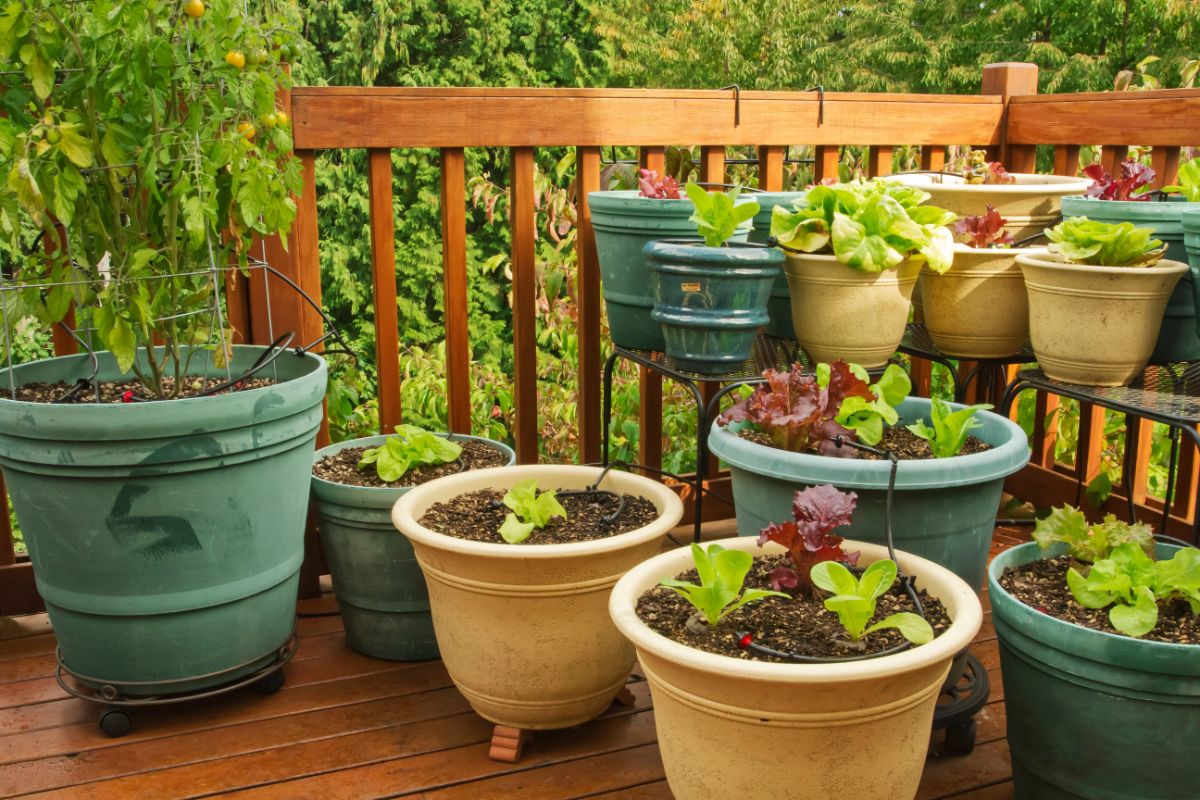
[589,190,752,352]
[0,346,327,694]
[646,240,783,374]
[747,191,808,339]
[708,397,1029,590]
[311,433,515,661]
[1062,195,1200,363]
[989,541,1200,799]
[1183,209,1200,341]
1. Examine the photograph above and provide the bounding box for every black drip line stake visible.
[734,436,929,664]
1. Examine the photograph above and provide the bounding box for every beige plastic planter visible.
[610,537,982,800]
[784,252,921,367]
[1017,252,1189,386]
[892,174,1091,240]
[919,245,1045,358]
[392,465,683,730]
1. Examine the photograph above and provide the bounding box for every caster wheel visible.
[98,708,133,738]
[251,669,285,695]
[944,718,976,756]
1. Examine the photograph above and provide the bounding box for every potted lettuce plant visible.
[644,185,782,373]
[1018,218,1188,386]
[610,484,982,799]
[311,426,515,660]
[1062,157,1200,363]
[989,507,1200,799]
[770,180,956,367]
[747,188,808,338]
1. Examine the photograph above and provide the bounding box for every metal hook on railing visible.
[804,85,825,126]
[718,84,741,127]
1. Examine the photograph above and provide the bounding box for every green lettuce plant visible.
[770,180,956,273]
[356,425,461,482]
[1045,218,1166,267]
[1033,506,1155,563]
[661,542,789,626]
[685,183,759,247]
[1066,543,1200,637]
[810,560,934,645]
[499,479,567,544]
[906,398,992,458]
[818,361,911,446]
[1163,158,1200,202]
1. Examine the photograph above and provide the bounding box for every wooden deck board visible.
[0,525,1018,799]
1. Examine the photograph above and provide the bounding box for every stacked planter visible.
[747,191,808,338]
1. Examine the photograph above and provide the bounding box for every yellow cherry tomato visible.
[237,122,256,141]
[261,113,277,129]
[224,51,246,70]
[183,0,205,19]
[274,111,288,127]
[249,49,269,66]
[45,128,62,144]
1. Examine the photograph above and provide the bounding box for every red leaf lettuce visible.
[954,204,1014,248]
[1084,161,1156,201]
[638,169,682,199]
[758,484,861,591]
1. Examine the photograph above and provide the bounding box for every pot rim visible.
[609,536,982,682]
[391,464,684,559]
[1015,253,1190,276]
[890,173,1093,193]
[949,243,1048,256]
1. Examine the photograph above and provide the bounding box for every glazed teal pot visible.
[1063,195,1200,363]
[748,191,807,338]
[1183,209,1200,341]
[708,397,1029,590]
[589,190,752,351]
[646,240,783,374]
[311,433,515,661]
[989,541,1200,799]
[0,346,327,694]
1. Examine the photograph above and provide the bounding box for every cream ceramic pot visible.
[1017,253,1189,386]
[784,252,921,368]
[892,174,1092,241]
[610,537,982,800]
[392,464,683,730]
[919,245,1044,358]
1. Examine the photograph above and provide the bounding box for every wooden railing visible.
[3,63,1200,613]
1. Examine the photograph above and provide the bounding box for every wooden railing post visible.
[368,149,402,434]
[576,146,603,463]
[636,148,665,474]
[510,147,540,464]
[982,62,1039,172]
[440,148,472,435]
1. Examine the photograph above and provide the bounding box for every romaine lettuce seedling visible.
[1045,218,1166,267]
[1033,506,1155,563]
[758,484,861,592]
[818,361,911,446]
[499,479,567,544]
[1163,158,1200,202]
[356,425,462,482]
[661,543,789,626]
[684,183,760,247]
[810,560,934,644]
[1067,543,1200,637]
[905,397,992,458]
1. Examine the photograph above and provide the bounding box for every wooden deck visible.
[0,526,1028,799]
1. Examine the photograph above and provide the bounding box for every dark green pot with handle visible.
[989,540,1200,799]
[646,240,783,374]
[708,397,1029,590]
[311,433,515,660]
[1183,209,1200,343]
[747,191,807,338]
[0,345,327,694]
[589,190,752,351]
[1063,195,1200,363]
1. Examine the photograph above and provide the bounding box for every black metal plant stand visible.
[898,323,1036,405]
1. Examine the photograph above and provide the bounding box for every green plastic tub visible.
[311,433,515,661]
[646,240,783,374]
[0,346,327,694]
[708,397,1029,590]
[747,191,807,339]
[1063,195,1200,363]
[589,190,752,351]
[989,540,1200,799]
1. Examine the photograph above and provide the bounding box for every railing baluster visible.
[919,146,946,172]
[368,149,402,434]
[814,145,840,183]
[510,147,539,463]
[440,147,472,435]
[757,145,786,191]
[1076,402,1107,493]
[1150,146,1181,187]
[1032,391,1061,469]
[1054,145,1082,177]
[637,147,665,474]
[698,147,726,475]
[867,146,894,177]
[576,146,603,463]
[1172,428,1199,520]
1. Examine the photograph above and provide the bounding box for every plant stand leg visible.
[488,725,531,763]
[612,685,636,708]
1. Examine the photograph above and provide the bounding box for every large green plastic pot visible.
[989,541,1200,799]
[646,240,783,374]
[311,433,515,660]
[748,191,807,338]
[708,397,1029,590]
[0,346,327,694]
[589,190,752,351]
[1063,196,1200,363]
[1183,209,1200,341]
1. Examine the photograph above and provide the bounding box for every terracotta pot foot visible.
[612,685,637,707]
[488,725,531,762]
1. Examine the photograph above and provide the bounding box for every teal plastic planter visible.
[589,190,752,351]
[1183,209,1200,341]
[1063,195,1200,363]
[646,240,783,374]
[748,191,808,338]
[0,346,327,694]
[989,541,1200,799]
[708,397,1029,590]
[311,434,515,660]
